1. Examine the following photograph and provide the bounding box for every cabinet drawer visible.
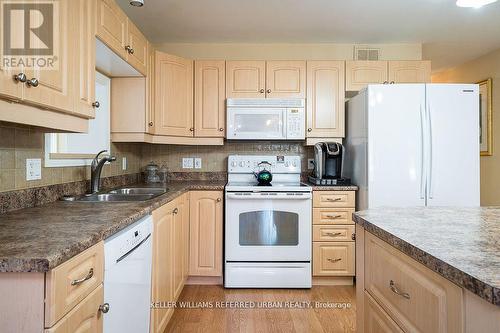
[364,291,403,333]
[45,242,104,327]
[313,225,355,242]
[313,208,354,225]
[45,284,104,333]
[313,191,355,208]
[313,242,354,276]
[365,232,463,333]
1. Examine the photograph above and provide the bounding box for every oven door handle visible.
[226,193,312,200]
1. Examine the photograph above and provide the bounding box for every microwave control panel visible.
[286,108,305,139]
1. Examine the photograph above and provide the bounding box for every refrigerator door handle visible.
[419,104,426,200]
[427,103,434,199]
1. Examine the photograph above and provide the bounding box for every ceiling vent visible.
[354,46,380,61]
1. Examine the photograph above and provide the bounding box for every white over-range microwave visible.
[226,98,305,140]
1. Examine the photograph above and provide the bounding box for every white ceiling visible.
[118,0,500,71]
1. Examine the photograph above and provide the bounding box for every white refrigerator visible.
[344,84,480,210]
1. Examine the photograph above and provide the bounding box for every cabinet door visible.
[194,60,225,137]
[73,0,96,118]
[154,52,193,137]
[189,191,223,277]
[23,0,73,113]
[266,61,306,98]
[126,21,148,75]
[96,0,128,59]
[226,61,265,98]
[388,61,431,84]
[146,43,155,133]
[364,292,403,333]
[182,194,190,280]
[345,61,388,91]
[46,285,104,333]
[0,25,23,101]
[306,61,345,138]
[313,242,355,276]
[172,196,187,300]
[151,202,175,333]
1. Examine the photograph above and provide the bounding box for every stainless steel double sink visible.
[76,187,168,202]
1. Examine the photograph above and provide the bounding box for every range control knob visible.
[292,161,297,167]
[285,162,290,167]
[239,161,245,167]
[231,161,237,167]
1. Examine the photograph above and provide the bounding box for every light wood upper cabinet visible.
[151,201,175,333]
[126,21,148,75]
[388,60,431,84]
[96,0,128,59]
[146,43,156,133]
[226,61,266,98]
[23,0,73,113]
[73,0,96,118]
[194,60,226,137]
[154,52,194,137]
[346,61,388,91]
[189,191,223,277]
[306,61,345,138]
[266,61,306,98]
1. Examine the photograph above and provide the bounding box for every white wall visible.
[154,43,422,60]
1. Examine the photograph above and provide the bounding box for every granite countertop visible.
[353,207,500,306]
[0,181,225,273]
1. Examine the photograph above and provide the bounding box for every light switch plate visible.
[26,158,42,181]
[194,158,202,169]
[308,159,315,170]
[182,158,194,169]
[122,157,127,170]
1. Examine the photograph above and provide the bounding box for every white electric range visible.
[224,155,312,288]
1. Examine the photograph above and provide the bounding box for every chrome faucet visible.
[90,150,116,193]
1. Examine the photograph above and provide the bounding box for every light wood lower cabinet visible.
[364,232,463,333]
[151,194,189,333]
[312,191,356,281]
[189,191,223,277]
[364,291,403,333]
[45,285,104,333]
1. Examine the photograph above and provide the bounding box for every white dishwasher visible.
[104,215,153,333]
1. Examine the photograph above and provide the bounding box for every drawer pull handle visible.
[326,198,342,202]
[326,215,342,219]
[326,232,342,237]
[71,268,94,286]
[327,258,342,263]
[389,280,410,299]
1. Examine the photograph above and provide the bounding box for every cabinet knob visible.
[383,81,389,84]
[259,89,265,93]
[125,45,133,54]
[351,233,356,241]
[13,73,27,83]
[129,48,134,55]
[26,78,39,87]
[148,122,154,127]
[99,303,110,314]
[390,81,395,84]
[92,101,100,108]
[219,128,224,132]
[216,198,222,202]
[190,127,194,132]
[266,89,271,94]
[307,128,312,132]
[173,208,178,215]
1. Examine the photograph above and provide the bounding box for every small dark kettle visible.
[254,161,273,185]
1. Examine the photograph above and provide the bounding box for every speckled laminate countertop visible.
[353,207,500,306]
[309,185,358,191]
[0,181,225,273]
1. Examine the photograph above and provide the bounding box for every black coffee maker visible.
[309,142,350,185]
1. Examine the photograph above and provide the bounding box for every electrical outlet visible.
[308,159,315,170]
[194,158,202,169]
[182,158,194,169]
[26,158,42,181]
[122,157,127,171]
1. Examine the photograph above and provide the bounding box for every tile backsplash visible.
[0,123,142,193]
[0,122,314,193]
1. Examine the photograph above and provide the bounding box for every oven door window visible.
[239,210,299,246]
